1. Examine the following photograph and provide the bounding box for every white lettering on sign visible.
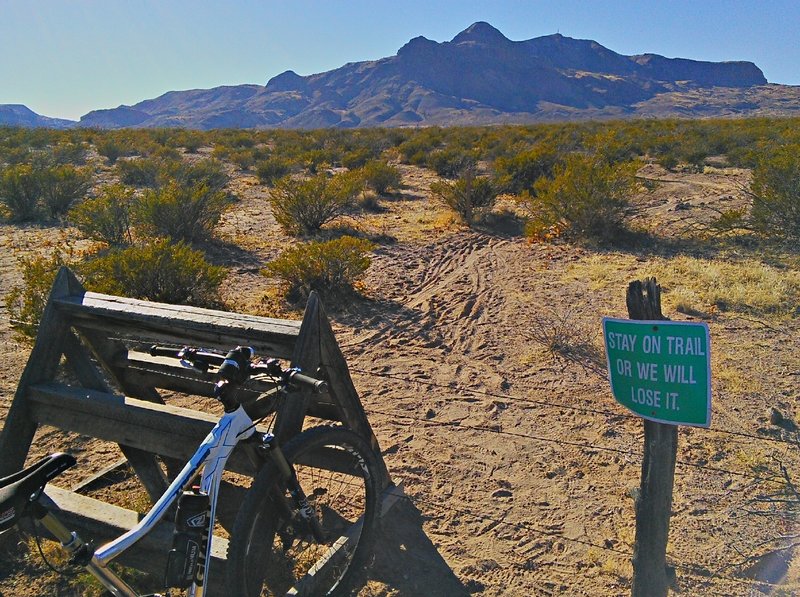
[630,388,681,410]
[663,364,696,384]
[607,332,637,352]
[636,361,658,381]
[642,335,662,354]
[666,336,706,356]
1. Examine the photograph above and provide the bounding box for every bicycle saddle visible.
[0,453,76,533]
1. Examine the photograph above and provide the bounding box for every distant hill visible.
[0,104,76,129]
[5,22,800,129]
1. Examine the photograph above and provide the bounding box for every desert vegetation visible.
[2,117,800,595]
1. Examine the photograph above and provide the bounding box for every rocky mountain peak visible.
[397,35,438,57]
[265,70,307,92]
[451,21,510,45]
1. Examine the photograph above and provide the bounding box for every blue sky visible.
[2,0,798,120]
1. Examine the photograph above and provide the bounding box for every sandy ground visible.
[1,158,799,596]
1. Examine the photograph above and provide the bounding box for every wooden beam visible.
[27,383,261,477]
[55,292,301,360]
[76,327,186,480]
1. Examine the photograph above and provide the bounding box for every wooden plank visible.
[119,351,337,422]
[27,383,261,477]
[55,292,301,360]
[0,267,82,476]
[76,328,187,480]
[39,485,228,594]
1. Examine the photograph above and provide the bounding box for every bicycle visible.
[0,345,381,597]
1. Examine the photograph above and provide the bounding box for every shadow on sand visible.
[364,497,473,596]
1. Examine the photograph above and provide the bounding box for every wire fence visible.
[349,366,800,594]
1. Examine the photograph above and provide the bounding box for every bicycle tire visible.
[225,425,381,596]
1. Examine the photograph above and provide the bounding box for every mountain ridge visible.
[0,104,76,129]
[4,22,799,129]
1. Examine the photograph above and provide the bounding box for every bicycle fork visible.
[256,433,326,544]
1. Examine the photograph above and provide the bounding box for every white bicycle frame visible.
[86,405,256,597]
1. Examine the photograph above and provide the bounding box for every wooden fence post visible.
[627,278,678,597]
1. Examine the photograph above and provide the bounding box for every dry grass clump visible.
[567,254,800,317]
[651,256,800,317]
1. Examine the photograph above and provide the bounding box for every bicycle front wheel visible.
[226,426,382,596]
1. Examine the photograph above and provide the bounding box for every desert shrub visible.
[69,184,134,246]
[430,168,498,226]
[586,128,641,165]
[4,251,69,341]
[152,145,182,161]
[656,152,679,172]
[300,149,337,174]
[0,146,33,166]
[256,157,293,186]
[269,172,360,235]
[116,157,163,187]
[50,142,88,166]
[361,160,402,195]
[179,132,204,153]
[229,148,256,171]
[427,148,477,178]
[527,154,638,243]
[397,130,443,164]
[528,307,605,371]
[226,132,256,149]
[38,164,92,218]
[494,142,562,194]
[158,159,229,193]
[748,145,800,242]
[342,147,378,169]
[96,138,126,165]
[133,182,228,242]
[81,240,225,306]
[264,235,374,302]
[0,164,42,221]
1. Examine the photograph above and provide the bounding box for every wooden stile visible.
[0,266,391,587]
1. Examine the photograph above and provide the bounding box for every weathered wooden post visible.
[627,279,677,597]
[603,278,712,597]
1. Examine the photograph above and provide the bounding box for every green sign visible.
[602,317,711,427]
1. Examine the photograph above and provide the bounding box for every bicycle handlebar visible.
[149,345,329,394]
